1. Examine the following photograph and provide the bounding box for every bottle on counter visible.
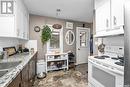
[0,51,4,59]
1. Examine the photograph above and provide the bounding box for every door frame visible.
[76,27,90,65]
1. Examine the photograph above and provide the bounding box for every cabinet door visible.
[21,64,29,87]
[0,16,15,37]
[96,6,105,32]
[8,73,22,87]
[23,9,29,40]
[28,54,37,87]
[16,0,29,39]
[104,0,111,31]
[17,9,24,38]
[111,0,124,29]
[28,60,33,87]
[96,0,111,32]
[16,0,24,38]
[20,0,29,40]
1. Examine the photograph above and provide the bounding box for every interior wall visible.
[29,14,92,60]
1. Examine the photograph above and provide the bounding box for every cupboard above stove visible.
[94,0,124,37]
[0,0,29,40]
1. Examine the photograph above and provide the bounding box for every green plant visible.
[41,25,52,44]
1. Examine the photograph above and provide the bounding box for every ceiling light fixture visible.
[52,9,62,29]
[56,9,61,16]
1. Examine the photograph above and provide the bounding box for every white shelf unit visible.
[45,53,68,73]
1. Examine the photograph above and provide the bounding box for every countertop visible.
[88,56,124,73]
[0,52,37,87]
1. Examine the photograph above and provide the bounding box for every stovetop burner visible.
[94,56,105,59]
[111,57,119,60]
[115,62,124,66]
[101,55,110,58]
[94,55,110,59]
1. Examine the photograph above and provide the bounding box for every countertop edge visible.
[0,51,38,87]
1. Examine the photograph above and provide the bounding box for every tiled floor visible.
[33,63,88,87]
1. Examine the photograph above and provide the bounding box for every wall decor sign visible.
[34,26,40,32]
[66,22,73,29]
[52,24,62,29]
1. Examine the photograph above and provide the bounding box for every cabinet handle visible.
[17,29,19,36]
[23,32,25,38]
[113,16,117,25]
[106,19,109,28]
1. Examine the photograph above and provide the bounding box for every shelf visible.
[47,58,68,62]
[46,53,68,56]
[45,53,68,73]
[47,66,67,71]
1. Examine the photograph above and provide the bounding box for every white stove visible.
[88,55,124,87]
[88,46,124,87]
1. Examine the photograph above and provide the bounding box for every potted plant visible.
[41,25,52,44]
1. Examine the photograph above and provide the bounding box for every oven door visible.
[88,59,124,87]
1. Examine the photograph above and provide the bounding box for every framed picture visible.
[66,22,73,29]
[3,46,17,56]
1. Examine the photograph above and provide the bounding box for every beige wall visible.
[29,14,92,60]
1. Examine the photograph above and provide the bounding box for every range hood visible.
[94,26,124,38]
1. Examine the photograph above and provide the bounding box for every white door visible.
[76,27,90,65]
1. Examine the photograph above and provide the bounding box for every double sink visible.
[0,61,22,78]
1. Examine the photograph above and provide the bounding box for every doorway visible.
[76,27,90,65]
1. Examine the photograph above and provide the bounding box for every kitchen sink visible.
[0,70,8,78]
[0,61,22,70]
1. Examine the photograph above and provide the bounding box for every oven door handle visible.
[89,60,124,75]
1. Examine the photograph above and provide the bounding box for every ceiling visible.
[23,0,94,23]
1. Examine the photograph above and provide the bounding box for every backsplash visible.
[98,35,124,56]
[103,35,124,46]
[0,38,19,51]
[105,46,124,57]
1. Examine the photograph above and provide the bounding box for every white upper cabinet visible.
[0,16,15,37]
[95,0,124,37]
[16,0,29,39]
[95,0,111,33]
[111,0,124,29]
[0,0,29,40]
